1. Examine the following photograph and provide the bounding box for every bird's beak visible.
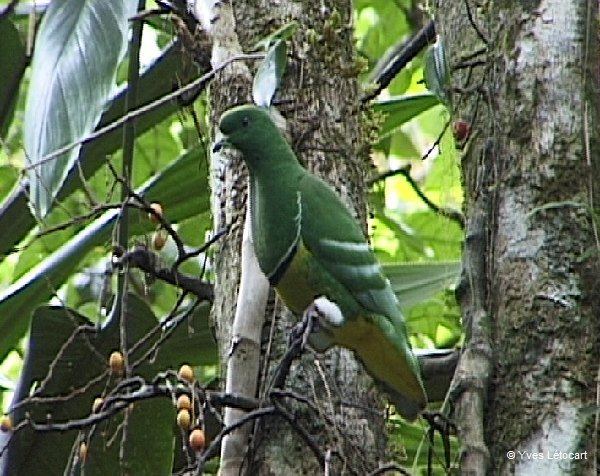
[212,137,229,153]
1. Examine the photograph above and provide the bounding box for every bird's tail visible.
[352,314,427,421]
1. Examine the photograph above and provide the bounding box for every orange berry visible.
[189,428,206,452]
[178,364,195,383]
[92,397,103,413]
[176,394,191,411]
[177,409,191,430]
[148,203,163,223]
[0,415,12,432]
[109,351,124,376]
[152,229,168,251]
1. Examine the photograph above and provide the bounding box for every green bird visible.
[215,105,427,420]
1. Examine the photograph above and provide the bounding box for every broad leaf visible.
[24,0,134,219]
[383,261,460,309]
[424,40,451,107]
[0,147,209,362]
[0,18,27,138]
[253,40,287,107]
[1,295,215,475]
[0,42,196,259]
[373,93,440,138]
[253,21,299,50]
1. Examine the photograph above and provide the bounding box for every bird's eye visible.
[242,116,249,127]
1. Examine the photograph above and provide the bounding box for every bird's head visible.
[214,104,292,172]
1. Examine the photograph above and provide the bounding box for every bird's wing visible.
[298,172,427,418]
[298,172,401,321]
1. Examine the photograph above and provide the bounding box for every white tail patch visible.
[313,297,345,327]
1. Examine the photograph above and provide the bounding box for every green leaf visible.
[253,21,299,50]
[23,0,134,219]
[0,42,196,259]
[0,18,27,138]
[154,302,217,367]
[383,261,460,309]
[424,40,451,107]
[373,93,440,138]
[0,147,209,362]
[2,295,215,475]
[252,40,287,107]
[389,130,420,158]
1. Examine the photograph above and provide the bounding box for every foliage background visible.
[0,0,462,473]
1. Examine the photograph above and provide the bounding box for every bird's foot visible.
[289,303,319,350]
[298,299,339,352]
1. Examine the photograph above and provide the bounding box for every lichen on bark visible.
[436,0,600,473]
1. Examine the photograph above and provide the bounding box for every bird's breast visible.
[274,242,318,314]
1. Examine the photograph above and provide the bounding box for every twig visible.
[33,203,129,238]
[362,20,436,103]
[130,298,200,370]
[106,160,187,258]
[207,391,262,412]
[270,390,335,426]
[173,226,229,268]
[369,163,465,229]
[24,53,264,171]
[114,0,145,397]
[464,0,489,45]
[122,247,214,300]
[28,382,168,432]
[127,292,188,367]
[272,400,325,468]
[271,309,314,389]
[11,370,109,412]
[368,165,411,185]
[367,462,410,476]
[0,0,19,20]
[128,7,170,22]
[195,407,278,472]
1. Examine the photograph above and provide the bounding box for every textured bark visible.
[207,1,386,474]
[437,1,600,474]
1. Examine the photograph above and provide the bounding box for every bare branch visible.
[122,246,214,301]
[362,20,436,103]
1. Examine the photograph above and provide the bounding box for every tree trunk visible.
[207,1,386,474]
[436,1,600,474]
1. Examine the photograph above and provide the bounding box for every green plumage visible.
[218,105,427,420]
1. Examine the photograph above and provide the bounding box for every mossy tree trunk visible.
[436,1,600,474]
[207,1,387,474]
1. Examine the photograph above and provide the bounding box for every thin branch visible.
[122,246,214,300]
[463,0,489,45]
[28,382,167,432]
[272,400,326,468]
[107,160,187,258]
[23,53,264,171]
[127,292,189,368]
[207,391,262,412]
[368,164,411,185]
[362,20,436,103]
[0,0,19,20]
[367,463,410,476]
[33,203,127,238]
[369,163,465,229]
[173,226,229,268]
[271,309,315,389]
[195,407,278,472]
